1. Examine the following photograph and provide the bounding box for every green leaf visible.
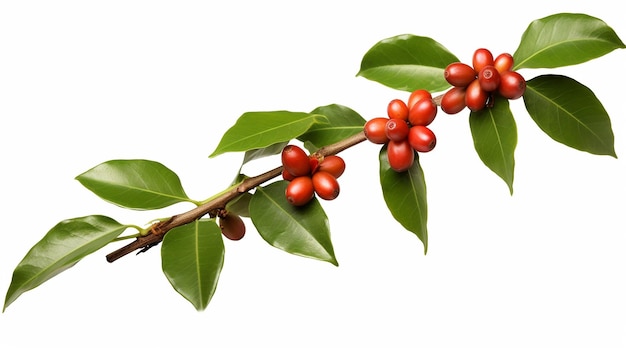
[469,97,517,194]
[210,111,328,157]
[357,34,459,93]
[76,159,192,210]
[161,219,225,311]
[249,181,337,266]
[226,192,253,218]
[242,142,289,165]
[379,147,428,253]
[523,75,616,157]
[298,104,366,152]
[4,215,128,311]
[513,13,625,69]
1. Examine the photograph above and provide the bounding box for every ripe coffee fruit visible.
[364,117,390,144]
[387,139,415,172]
[441,86,467,114]
[408,98,437,126]
[317,155,345,178]
[494,53,514,73]
[285,176,315,206]
[465,79,489,111]
[282,168,295,181]
[219,212,246,241]
[478,65,501,92]
[498,71,526,99]
[387,99,409,120]
[407,89,432,110]
[444,62,476,87]
[281,145,310,177]
[408,125,436,152]
[309,156,320,174]
[472,48,494,74]
[312,171,340,201]
[385,118,410,142]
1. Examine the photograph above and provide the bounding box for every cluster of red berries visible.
[441,48,526,113]
[363,89,437,172]
[281,145,346,206]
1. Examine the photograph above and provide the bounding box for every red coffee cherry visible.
[309,156,320,174]
[387,139,415,172]
[440,86,467,114]
[317,155,345,179]
[385,118,410,142]
[494,53,514,73]
[364,117,390,144]
[465,79,489,112]
[312,171,340,201]
[281,145,311,177]
[472,48,494,74]
[444,62,476,87]
[408,98,437,126]
[387,99,409,121]
[478,65,501,92]
[498,71,526,100]
[219,212,246,241]
[285,176,315,206]
[282,168,295,181]
[407,89,432,110]
[408,125,436,153]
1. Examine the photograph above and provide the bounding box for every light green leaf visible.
[210,111,328,157]
[379,147,428,253]
[513,13,625,69]
[161,219,225,311]
[249,181,337,266]
[523,75,616,157]
[298,104,366,152]
[76,159,192,210]
[4,215,128,311]
[469,97,517,194]
[357,34,459,93]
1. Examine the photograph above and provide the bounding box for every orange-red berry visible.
[408,98,437,126]
[498,71,526,100]
[285,176,315,206]
[387,139,415,172]
[444,62,476,87]
[408,125,436,153]
[364,117,390,144]
[317,155,345,179]
[281,145,311,177]
[312,171,340,201]
[440,86,467,114]
[387,99,409,120]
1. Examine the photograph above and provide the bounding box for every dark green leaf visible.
[379,147,428,253]
[226,192,253,218]
[357,34,459,93]
[524,75,616,157]
[242,142,288,165]
[4,215,128,311]
[513,13,625,69]
[210,111,328,157]
[298,104,366,152]
[76,159,192,210]
[469,97,517,194]
[249,181,337,266]
[161,219,225,311]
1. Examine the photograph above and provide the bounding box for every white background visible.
[1,1,625,350]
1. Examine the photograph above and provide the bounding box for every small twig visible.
[105,131,367,262]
